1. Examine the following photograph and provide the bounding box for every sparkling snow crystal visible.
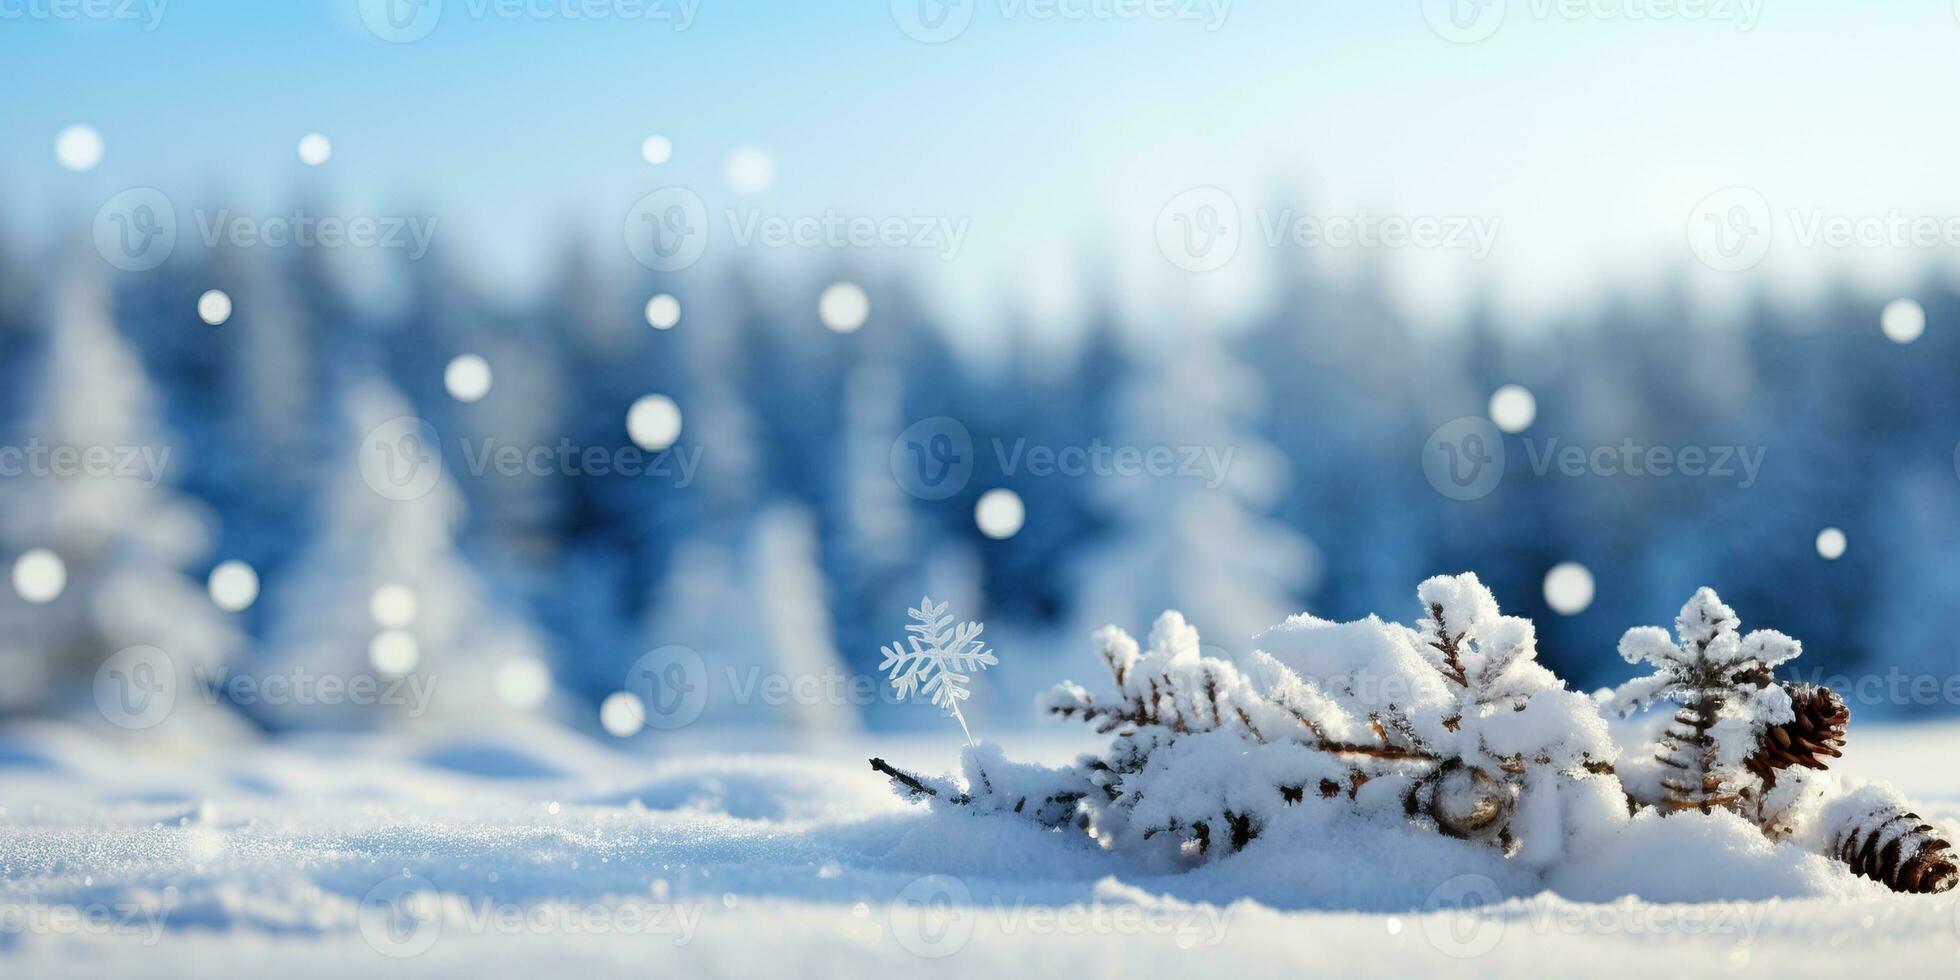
[880,597,998,743]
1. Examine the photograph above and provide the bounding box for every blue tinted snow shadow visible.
[418,743,570,780]
[0,742,63,772]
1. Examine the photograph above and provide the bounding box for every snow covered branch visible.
[870,575,1956,895]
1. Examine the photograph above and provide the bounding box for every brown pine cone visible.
[1745,683,1847,788]
[1833,806,1959,894]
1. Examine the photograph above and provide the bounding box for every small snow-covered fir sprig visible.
[1611,587,1798,813]
[1612,588,1798,716]
[879,596,998,745]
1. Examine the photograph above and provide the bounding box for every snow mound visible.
[1549,808,1869,903]
[1165,817,1540,912]
[1249,613,1444,711]
[0,723,1955,977]
[584,756,900,823]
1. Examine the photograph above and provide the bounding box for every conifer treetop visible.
[1613,587,1799,721]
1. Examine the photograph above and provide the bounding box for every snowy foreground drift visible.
[3,577,1959,978]
[0,716,1958,977]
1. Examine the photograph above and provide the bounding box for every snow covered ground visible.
[1,719,1956,978]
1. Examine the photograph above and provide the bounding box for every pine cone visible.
[1833,806,1958,894]
[1745,684,1847,788]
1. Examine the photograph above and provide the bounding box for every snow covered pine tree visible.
[1612,588,1956,893]
[1610,587,1801,815]
[873,576,1957,893]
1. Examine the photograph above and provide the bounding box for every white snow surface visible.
[1,719,1957,978]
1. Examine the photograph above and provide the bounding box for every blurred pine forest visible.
[2,210,1956,735]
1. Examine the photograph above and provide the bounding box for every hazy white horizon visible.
[7,1,1960,335]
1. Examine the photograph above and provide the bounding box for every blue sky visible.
[6,1,1960,330]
